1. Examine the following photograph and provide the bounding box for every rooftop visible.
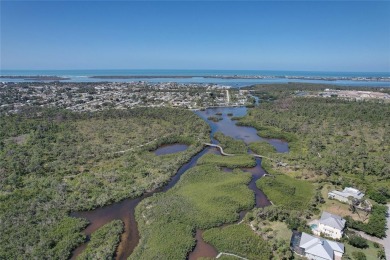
[329,187,364,200]
[299,232,344,260]
[319,211,346,230]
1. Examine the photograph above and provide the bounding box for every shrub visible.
[351,251,366,260]
[377,249,386,260]
[348,235,368,249]
[253,205,311,233]
[345,205,387,238]
[367,190,387,204]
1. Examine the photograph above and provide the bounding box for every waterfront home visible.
[291,232,344,260]
[312,212,346,239]
[328,187,364,203]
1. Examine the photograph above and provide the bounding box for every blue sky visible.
[1,1,389,72]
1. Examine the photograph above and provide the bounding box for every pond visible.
[154,144,189,156]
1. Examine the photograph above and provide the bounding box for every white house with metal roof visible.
[298,232,344,260]
[328,187,364,203]
[316,212,346,239]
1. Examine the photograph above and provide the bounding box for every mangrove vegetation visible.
[130,164,255,259]
[0,107,209,259]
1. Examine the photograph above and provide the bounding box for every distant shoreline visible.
[1,75,389,82]
[0,75,70,81]
[90,75,390,82]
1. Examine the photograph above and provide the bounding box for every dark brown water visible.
[243,157,272,208]
[70,197,142,260]
[70,147,211,260]
[70,107,287,260]
[154,144,189,156]
[188,230,218,260]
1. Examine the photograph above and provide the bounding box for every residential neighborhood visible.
[299,89,390,101]
[0,81,253,114]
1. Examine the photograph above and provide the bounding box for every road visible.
[352,204,390,259]
[226,89,230,103]
[384,204,390,260]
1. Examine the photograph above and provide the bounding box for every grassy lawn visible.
[256,174,314,210]
[202,224,272,260]
[268,221,292,241]
[248,217,293,259]
[197,153,256,168]
[250,219,292,241]
[130,165,255,260]
[344,241,383,260]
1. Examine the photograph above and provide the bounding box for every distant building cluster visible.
[0,81,252,114]
[318,89,390,101]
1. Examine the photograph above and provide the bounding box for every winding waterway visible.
[70,106,288,260]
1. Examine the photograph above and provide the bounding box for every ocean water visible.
[1,69,390,87]
[2,69,390,77]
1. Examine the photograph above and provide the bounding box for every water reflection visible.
[71,106,286,260]
[195,107,289,153]
[154,144,189,156]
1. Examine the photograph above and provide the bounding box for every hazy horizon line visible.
[1,68,389,74]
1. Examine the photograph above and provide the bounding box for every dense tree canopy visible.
[239,90,390,200]
[0,107,210,259]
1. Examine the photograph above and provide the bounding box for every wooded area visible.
[0,107,209,259]
[240,86,390,203]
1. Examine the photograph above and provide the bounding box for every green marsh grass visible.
[130,165,254,259]
[79,220,123,260]
[197,154,256,168]
[257,174,314,210]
